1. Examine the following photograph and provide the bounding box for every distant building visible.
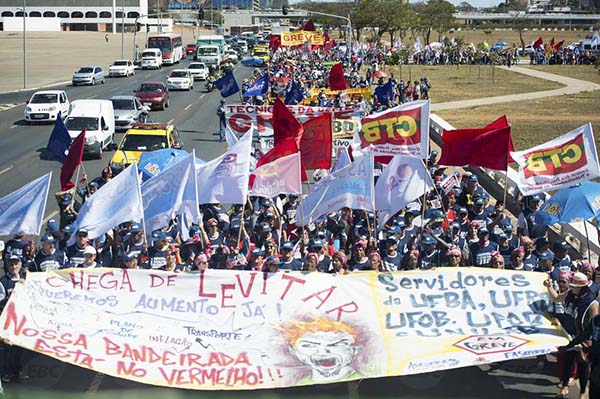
[0,0,148,31]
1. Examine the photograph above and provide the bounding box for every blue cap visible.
[478,227,489,235]
[450,221,461,230]
[468,175,478,182]
[429,209,445,219]
[88,182,99,189]
[388,226,402,234]
[422,234,436,245]
[260,198,271,207]
[62,224,74,234]
[260,223,271,233]
[130,223,142,233]
[503,223,514,231]
[40,234,56,243]
[251,248,263,256]
[530,194,542,201]
[76,228,88,235]
[481,192,490,199]
[122,252,137,261]
[46,220,60,233]
[7,254,21,262]
[152,230,167,240]
[387,236,399,244]
[309,238,323,248]
[317,231,326,239]
[474,198,485,206]
[281,241,295,250]
[188,224,200,235]
[264,212,274,220]
[60,193,73,205]
[537,250,554,260]
[396,220,407,229]
[458,207,468,214]
[498,233,508,240]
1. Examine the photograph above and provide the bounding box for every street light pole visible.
[296,9,352,60]
[121,0,125,59]
[22,0,27,89]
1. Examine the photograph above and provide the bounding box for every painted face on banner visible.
[290,331,357,378]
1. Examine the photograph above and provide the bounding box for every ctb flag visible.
[214,71,239,97]
[243,74,268,97]
[328,63,347,91]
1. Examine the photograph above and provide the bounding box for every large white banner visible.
[511,123,600,195]
[0,268,567,390]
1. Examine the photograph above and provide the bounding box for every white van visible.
[236,39,248,53]
[141,49,162,69]
[196,45,222,66]
[65,100,115,159]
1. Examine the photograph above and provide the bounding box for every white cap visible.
[83,246,97,255]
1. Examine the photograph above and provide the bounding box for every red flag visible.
[549,37,555,48]
[300,113,332,170]
[438,117,513,170]
[60,129,86,190]
[269,34,281,52]
[324,32,331,42]
[554,40,565,50]
[300,19,315,31]
[251,138,308,186]
[533,37,543,49]
[328,63,347,91]
[273,97,303,147]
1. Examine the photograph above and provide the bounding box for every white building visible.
[0,0,149,31]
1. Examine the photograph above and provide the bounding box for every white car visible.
[108,60,135,77]
[166,69,194,91]
[72,66,105,86]
[224,49,239,64]
[186,62,209,81]
[24,90,70,123]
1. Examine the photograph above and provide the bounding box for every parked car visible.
[186,43,197,55]
[72,66,105,86]
[65,100,115,159]
[108,60,135,77]
[186,62,209,81]
[110,95,150,131]
[166,69,194,91]
[24,90,70,123]
[134,81,170,111]
[110,123,183,169]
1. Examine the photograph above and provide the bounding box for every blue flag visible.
[243,74,269,97]
[214,71,240,97]
[285,81,304,105]
[46,112,71,163]
[375,80,394,106]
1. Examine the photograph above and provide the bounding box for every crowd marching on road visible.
[0,24,600,398]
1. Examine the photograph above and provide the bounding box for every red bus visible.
[147,33,184,65]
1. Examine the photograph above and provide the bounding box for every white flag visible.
[0,172,51,236]
[510,123,600,196]
[70,163,143,243]
[225,125,239,148]
[375,156,433,227]
[592,31,600,47]
[196,131,252,204]
[250,152,302,198]
[142,151,200,233]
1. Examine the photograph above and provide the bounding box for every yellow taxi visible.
[109,123,183,169]
[252,46,270,64]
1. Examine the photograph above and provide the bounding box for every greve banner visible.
[280,31,324,46]
[0,269,567,390]
[510,123,600,196]
[358,101,430,158]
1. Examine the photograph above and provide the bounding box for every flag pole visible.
[584,220,592,261]
[133,161,148,248]
[237,199,246,250]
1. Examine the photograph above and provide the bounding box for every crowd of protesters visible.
[0,32,599,397]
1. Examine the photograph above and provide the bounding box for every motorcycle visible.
[205,77,214,93]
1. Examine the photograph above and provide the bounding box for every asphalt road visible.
[0,60,254,229]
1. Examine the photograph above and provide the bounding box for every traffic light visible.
[136,22,142,31]
[146,24,150,32]
[282,6,289,15]
[198,7,205,20]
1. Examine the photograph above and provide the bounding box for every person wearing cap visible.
[122,223,146,263]
[58,225,74,251]
[20,241,36,273]
[502,222,520,250]
[76,246,99,268]
[520,236,539,271]
[147,230,169,270]
[66,228,90,267]
[217,98,226,142]
[455,207,470,237]
[77,179,99,204]
[280,241,302,271]
[307,238,331,273]
[419,234,441,270]
[54,188,80,229]
[546,271,599,399]
[457,174,485,208]
[403,209,419,238]
[517,194,547,239]
[441,221,469,263]
[553,240,572,273]
[247,248,264,271]
[203,203,230,235]
[3,232,27,268]
[263,256,282,273]
[32,234,67,272]
[496,232,515,268]
[381,236,402,272]
[0,255,27,383]
[468,226,499,267]
[579,263,599,298]
[45,219,61,240]
[468,196,492,225]
[122,252,140,270]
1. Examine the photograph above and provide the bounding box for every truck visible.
[196,45,222,66]
[65,100,115,159]
[195,35,226,62]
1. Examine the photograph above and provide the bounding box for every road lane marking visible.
[0,165,13,175]
[185,104,193,110]
[43,209,59,224]
[168,118,174,124]
[9,125,18,129]
[88,95,97,99]
[0,103,21,112]
[200,94,206,99]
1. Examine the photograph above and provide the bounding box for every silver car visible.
[110,95,149,131]
[72,66,105,86]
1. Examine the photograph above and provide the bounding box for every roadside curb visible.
[0,80,73,96]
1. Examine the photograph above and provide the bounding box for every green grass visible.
[384,64,564,103]
[436,90,600,151]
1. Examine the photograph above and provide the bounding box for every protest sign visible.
[280,31,324,46]
[225,104,364,138]
[0,268,566,390]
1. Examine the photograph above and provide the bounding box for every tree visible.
[411,0,455,44]
[456,1,475,12]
